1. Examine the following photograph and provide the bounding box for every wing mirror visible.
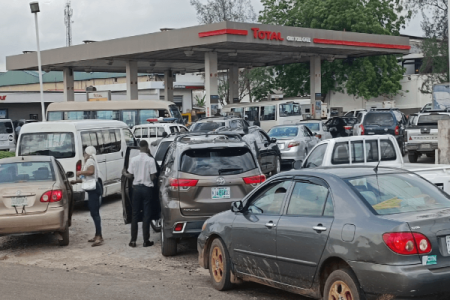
[270,137,277,144]
[66,171,75,178]
[231,201,244,213]
[292,160,303,170]
[323,126,328,132]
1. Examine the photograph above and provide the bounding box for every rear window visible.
[346,173,450,215]
[190,122,225,132]
[418,114,450,125]
[303,123,320,132]
[364,113,395,126]
[0,161,55,184]
[268,126,299,138]
[332,140,396,165]
[180,147,256,176]
[19,133,75,158]
[0,121,13,134]
[155,141,172,162]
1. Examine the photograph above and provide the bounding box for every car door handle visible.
[265,221,276,229]
[313,225,327,232]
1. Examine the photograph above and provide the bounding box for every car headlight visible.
[202,221,207,231]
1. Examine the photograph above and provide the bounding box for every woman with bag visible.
[70,146,103,247]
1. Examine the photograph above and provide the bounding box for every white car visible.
[132,122,188,145]
[299,120,332,141]
[344,109,366,118]
[352,111,368,136]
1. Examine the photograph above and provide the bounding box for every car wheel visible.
[209,238,233,291]
[408,152,418,163]
[151,218,162,233]
[161,220,177,256]
[323,268,364,300]
[58,223,70,247]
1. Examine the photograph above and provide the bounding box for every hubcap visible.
[211,246,224,283]
[329,280,353,300]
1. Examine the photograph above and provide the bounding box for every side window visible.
[55,160,66,180]
[365,140,379,162]
[134,128,142,138]
[247,181,292,215]
[304,144,327,168]
[157,127,165,137]
[380,140,396,161]
[304,127,313,136]
[110,130,120,152]
[351,141,364,163]
[229,120,239,129]
[102,130,111,154]
[123,129,136,147]
[323,194,334,217]
[149,128,157,138]
[162,145,175,173]
[287,181,329,216]
[331,142,350,165]
[96,131,104,154]
[170,126,179,134]
[259,132,269,143]
[81,131,98,153]
[141,128,149,138]
[179,126,188,133]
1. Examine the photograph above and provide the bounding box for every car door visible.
[252,131,266,172]
[55,160,73,206]
[276,177,334,288]
[302,126,316,152]
[104,129,123,195]
[231,179,293,280]
[302,143,328,169]
[121,146,140,224]
[258,131,277,173]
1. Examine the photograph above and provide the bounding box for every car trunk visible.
[0,182,54,216]
[276,139,294,151]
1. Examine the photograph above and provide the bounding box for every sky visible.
[0,0,423,72]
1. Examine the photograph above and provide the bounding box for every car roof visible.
[281,166,410,180]
[1,155,54,163]
[196,117,241,122]
[20,119,128,132]
[133,123,180,128]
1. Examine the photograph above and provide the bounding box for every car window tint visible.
[248,181,292,215]
[303,123,320,132]
[261,105,276,121]
[156,141,173,162]
[259,132,269,143]
[0,161,55,183]
[268,127,299,138]
[364,113,394,126]
[81,131,99,153]
[19,132,75,159]
[149,128,157,138]
[287,181,329,216]
[304,127,313,136]
[304,144,327,168]
[123,129,135,147]
[380,140,396,161]
[331,142,350,165]
[323,194,334,216]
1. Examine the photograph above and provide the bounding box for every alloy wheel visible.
[329,280,353,300]
[211,245,224,283]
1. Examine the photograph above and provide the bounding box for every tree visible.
[259,0,407,100]
[190,0,257,24]
[402,0,448,93]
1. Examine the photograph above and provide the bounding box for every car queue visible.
[2,107,450,300]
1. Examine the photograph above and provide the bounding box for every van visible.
[16,120,138,202]
[132,122,188,145]
[0,119,15,151]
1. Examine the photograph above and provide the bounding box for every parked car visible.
[17,120,138,203]
[190,117,250,133]
[0,155,73,246]
[352,110,367,136]
[198,166,450,299]
[343,108,366,117]
[325,117,357,137]
[420,102,432,113]
[0,119,15,151]
[267,124,319,167]
[132,122,188,145]
[299,120,333,141]
[361,110,406,155]
[154,133,265,256]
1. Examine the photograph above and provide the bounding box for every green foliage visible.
[258,0,407,100]
[0,151,15,159]
[194,94,206,107]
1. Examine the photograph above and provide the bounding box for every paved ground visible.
[0,195,303,300]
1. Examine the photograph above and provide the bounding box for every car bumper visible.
[163,217,206,239]
[406,142,438,152]
[0,207,66,236]
[349,260,450,299]
[279,148,303,163]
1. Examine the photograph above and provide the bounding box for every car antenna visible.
[374,139,389,173]
[374,158,381,173]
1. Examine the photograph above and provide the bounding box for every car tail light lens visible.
[288,141,300,148]
[243,175,266,185]
[173,222,184,232]
[76,160,82,172]
[382,232,432,255]
[360,124,365,135]
[395,125,400,135]
[344,126,352,130]
[315,134,322,139]
[170,178,198,187]
[40,190,63,203]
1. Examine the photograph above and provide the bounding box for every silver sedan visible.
[299,120,333,141]
[267,124,319,166]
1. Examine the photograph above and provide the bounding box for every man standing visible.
[126,140,157,248]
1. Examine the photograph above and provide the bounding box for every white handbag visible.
[81,179,96,191]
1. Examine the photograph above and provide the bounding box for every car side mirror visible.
[162,132,168,138]
[270,137,277,144]
[323,126,328,132]
[66,171,74,178]
[292,161,303,170]
[231,201,244,213]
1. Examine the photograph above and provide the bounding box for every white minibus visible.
[17,120,137,203]
[0,119,15,151]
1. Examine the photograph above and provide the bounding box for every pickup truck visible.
[405,112,450,162]
[301,135,450,194]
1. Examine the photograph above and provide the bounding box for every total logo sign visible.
[251,28,284,41]
[0,96,6,101]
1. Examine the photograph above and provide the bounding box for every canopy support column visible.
[228,66,239,104]
[164,70,174,103]
[126,61,138,100]
[205,52,218,117]
[310,56,322,119]
[63,67,74,102]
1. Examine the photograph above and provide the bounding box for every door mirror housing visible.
[270,137,277,144]
[292,160,303,170]
[66,171,75,178]
[323,125,328,132]
[231,201,244,213]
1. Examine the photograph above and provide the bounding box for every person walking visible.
[125,140,157,248]
[71,146,103,247]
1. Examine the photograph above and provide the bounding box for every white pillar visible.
[228,66,239,104]
[164,70,174,103]
[126,61,138,100]
[310,56,322,119]
[63,67,74,102]
[205,52,218,117]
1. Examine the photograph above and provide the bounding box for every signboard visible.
[315,99,322,120]
[210,95,219,104]
[87,91,111,102]
[233,97,239,103]
[0,109,8,119]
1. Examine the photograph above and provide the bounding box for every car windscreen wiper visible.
[219,168,243,175]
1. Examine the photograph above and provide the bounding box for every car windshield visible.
[303,123,320,132]
[180,147,256,176]
[190,122,225,132]
[279,103,301,117]
[155,141,172,162]
[0,121,13,134]
[346,173,450,215]
[268,127,299,138]
[19,132,75,158]
[418,114,450,126]
[0,161,55,184]
[364,113,394,126]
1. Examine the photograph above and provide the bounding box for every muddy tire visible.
[323,268,364,300]
[161,221,177,256]
[209,238,233,291]
[58,224,70,247]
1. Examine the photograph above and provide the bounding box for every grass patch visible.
[0,151,15,159]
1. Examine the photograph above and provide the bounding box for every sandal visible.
[92,236,104,247]
[88,237,96,243]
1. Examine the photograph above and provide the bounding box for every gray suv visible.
[159,133,265,256]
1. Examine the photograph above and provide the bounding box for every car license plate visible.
[368,132,375,135]
[446,236,450,254]
[421,144,431,149]
[211,187,230,199]
[0,140,8,146]
[11,197,28,207]
[277,143,285,150]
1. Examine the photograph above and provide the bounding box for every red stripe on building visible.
[199,29,248,38]
[313,38,411,50]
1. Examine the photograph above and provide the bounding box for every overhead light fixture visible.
[29,1,40,13]
[228,52,238,57]
[184,50,194,57]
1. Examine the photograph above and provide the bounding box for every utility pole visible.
[64,0,73,47]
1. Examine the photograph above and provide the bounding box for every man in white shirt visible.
[126,140,157,248]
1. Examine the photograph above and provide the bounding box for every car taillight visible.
[344,126,352,130]
[382,232,432,255]
[360,124,365,135]
[243,175,266,185]
[170,178,198,187]
[315,134,322,139]
[76,160,82,172]
[288,141,300,148]
[395,125,400,135]
[40,190,63,202]
[173,222,185,232]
